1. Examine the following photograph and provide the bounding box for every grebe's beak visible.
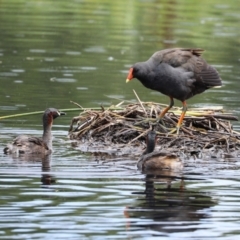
[59,111,66,116]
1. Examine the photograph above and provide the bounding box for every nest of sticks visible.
[68,99,240,158]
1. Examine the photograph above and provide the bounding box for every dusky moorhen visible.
[126,48,222,134]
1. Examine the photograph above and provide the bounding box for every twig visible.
[70,100,83,109]
[132,89,148,117]
[127,129,149,145]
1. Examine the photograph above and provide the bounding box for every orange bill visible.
[126,68,133,83]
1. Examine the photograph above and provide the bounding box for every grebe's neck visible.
[143,130,156,155]
[42,114,53,150]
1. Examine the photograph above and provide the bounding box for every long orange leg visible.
[153,97,174,132]
[158,97,174,120]
[176,100,187,134]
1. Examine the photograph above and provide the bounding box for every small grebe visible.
[4,108,65,155]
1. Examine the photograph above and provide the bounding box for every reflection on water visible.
[1,135,240,239]
[1,0,240,239]
[41,155,56,187]
[127,173,215,237]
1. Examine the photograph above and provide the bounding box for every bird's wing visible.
[28,137,49,149]
[151,48,204,67]
[156,48,222,88]
[13,135,48,149]
[147,151,178,159]
[196,61,222,87]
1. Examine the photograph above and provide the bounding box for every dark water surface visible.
[1,0,240,239]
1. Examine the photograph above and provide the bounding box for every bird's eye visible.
[133,67,139,75]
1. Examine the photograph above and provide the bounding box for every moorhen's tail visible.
[200,64,222,88]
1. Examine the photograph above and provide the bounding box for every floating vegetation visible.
[68,97,240,159]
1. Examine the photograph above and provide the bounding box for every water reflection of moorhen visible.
[126,48,222,133]
[4,108,65,155]
[137,130,183,172]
